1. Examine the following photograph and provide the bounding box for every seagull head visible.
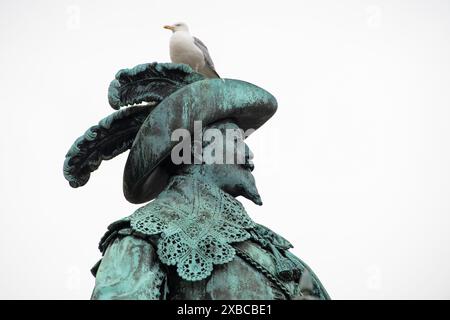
[163,22,189,33]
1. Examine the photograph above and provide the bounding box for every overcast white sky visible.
[1,0,450,299]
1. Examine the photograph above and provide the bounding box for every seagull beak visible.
[163,25,175,31]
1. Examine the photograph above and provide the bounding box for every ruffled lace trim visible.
[129,176,255,281]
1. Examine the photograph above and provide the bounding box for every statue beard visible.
[222,167,263,206]
[175,163,263,205]
[240,181,263,206]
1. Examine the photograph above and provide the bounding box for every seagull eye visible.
[175,24,181,27]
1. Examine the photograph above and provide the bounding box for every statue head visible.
[63,63,277,205]
[121,77,277,204]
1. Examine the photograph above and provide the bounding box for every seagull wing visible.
[193,36,220,78]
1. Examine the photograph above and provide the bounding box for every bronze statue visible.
[63,62,329,300]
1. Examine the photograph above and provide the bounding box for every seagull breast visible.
[169,31,205,72]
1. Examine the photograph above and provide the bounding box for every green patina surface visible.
[63,62,330,300]
[92,175,330,300]
[123,77,277,203]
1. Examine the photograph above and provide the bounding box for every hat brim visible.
[123,78,277,204]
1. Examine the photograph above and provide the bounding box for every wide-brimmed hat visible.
[124,78,277,203]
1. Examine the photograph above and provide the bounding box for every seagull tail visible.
[201,66,220,79]
[211,69,221,79]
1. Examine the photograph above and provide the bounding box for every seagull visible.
[164,22,220,78]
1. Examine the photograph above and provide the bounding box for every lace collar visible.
[129,175,255,281]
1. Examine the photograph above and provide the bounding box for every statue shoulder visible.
[97,217,157,255]
[91,218,167,300]
[91,217,159,276]
[234,223,330,300]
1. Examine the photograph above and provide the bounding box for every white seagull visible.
[164,22,220,78]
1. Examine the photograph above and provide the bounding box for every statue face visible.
[172,120,262,205]
[207,142,262,205]
[200,121,262,205]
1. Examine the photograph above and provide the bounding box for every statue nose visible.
[247,149,254,161]
[246,162,255,172]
